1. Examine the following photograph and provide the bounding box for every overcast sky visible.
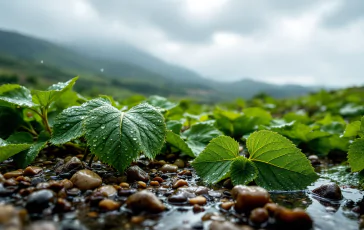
[0,0,363,86]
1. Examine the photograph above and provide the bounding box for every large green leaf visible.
[230,156,257,186]
[0,138,31,162]
[343,120,361,137]
[84,103,166,172]
[32,77,78,107]
[348,137,364,172]
[146,95,178,111]
[51,98,109,145]
[247,130,318,190]
[166,120,183,134]
[192,136,239,184]
[0,84,35,108]
[181,122,222,156]
[165,130,194,157]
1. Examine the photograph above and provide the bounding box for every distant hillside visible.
[0,29,315,101]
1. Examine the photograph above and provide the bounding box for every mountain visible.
[0,29,315,101]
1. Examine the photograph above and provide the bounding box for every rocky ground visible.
[0,152,363,230]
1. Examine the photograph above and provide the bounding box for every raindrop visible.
[101,126,105,129]
[100,68,104,72]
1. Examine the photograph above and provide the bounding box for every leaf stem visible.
[20,125,38,136]
[88,155,95,167]
[41,107,52,134]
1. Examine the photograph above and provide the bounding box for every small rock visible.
[264,203,279,216]
[0,205,18,225]
[120,182,130,188]
[274,207,313,230]
[23,166,43,176]
[173,159,185,168]
[99,199,121,211]
[308,155,320,165]
[189,196,207,205]
[70,169,102,190]
[54,198,72,212]
[119,189,137,196]
[4,169,23,179]
[168,193,188,204]
[160,164,178,173]
[126,166,149,182]
[193,204,204,213]
[130,216,145,224]
[150,181,160,186]
[137,181,147,189]
[232,185,270,213]
[201,212,223,221]
[126,190,165,213]
[27,221,57,230]
[55,157,83,175]
[96,185,117,197]
[25,189,56,213]
[312,183,343,200]
[249,207,269,225]
[221,201,235,211]
[172,179,188,189]
[60,179,73,190]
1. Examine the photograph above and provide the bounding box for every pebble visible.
[249,207,269,225]
[189,196,207,205]
[25,189,56,213]
[99,199,121,211]
[120,182,130,188]
[0,173,5,183]
[172,179,188,189]
[264,203,278,216]
[70,169,102,190]
[126,190,165,213]
[119,189,137,196]
[160,164,178,173]
[193,204,204,213]
[173,159,185,168]
[232,185,270,213]
[55,156,83,175]
[60,179,73,189]
[96,185,117,197]
[0,205,19,225]
[312,183,342,200]
[137,181,147,189]
[274,207,313,230]
[308,155,320,165]
[131,216,145,224]
[150,181,160,186]
[168,193,188,203]
[27,221,57,230]
[4,169,23,179]
[221,201,235,211]
[23,166,43,176]
[126,166,150,182]
[54,198,72,212]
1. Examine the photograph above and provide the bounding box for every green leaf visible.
[343,121,361,137]
[0,84,35,108]
[348,137,364,172]
[84,103,166,172]
[146,95,178,111]
[0,139,31,162]
[182,122,222,156]
[7,132,33,144]
[230,156,258,186]
[247,130,318,190]
[192,136,239,184]
[165,130,194,157]
[51,98,109,145]
[166,120,183,134]
[32,77,78,107]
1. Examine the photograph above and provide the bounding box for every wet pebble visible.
[274,207,313,230]
[25,189,56,214]
[126,190,165,213]
[96,185,117,197]
[249,207,269,225]
[168,193,188,203]
[232,185,270,213]
[27,221,57,230]
[221,201,235,211]
[120,182,130,188]
[55,156,83,175]
[172,179,188,189]
[173,159,185,168]
[189,196,207,205]
[160,164,178,173]
[70,169,102,191]
[312,183,343,200]
[126,166,150,182]
[150,181,160,186]
[23,166,43,176]
[137,181,147,189]
[119,188,137,196]
[308,155,320,165]
[4,169,23,179]
[99,199,121,211]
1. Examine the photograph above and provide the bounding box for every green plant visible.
[192,130,318,190]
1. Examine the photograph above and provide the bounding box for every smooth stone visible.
[232,185,270,213]
[25,189,56,213]
[0,204,17,224]
[3,169,23,179]
[172,179,188,189]
[312,183,342,200]
[23,166,43,176]
[249,208,269,224]
[189,196,207,205]
[27,221,57,230]
[221,201,235,210]
[160,164,178,173]
[56,157,83,175]
[99,199,121,211]
[96,185,117,197]
[274,207,313,230]
[126,190,165,213]
[70,169,102,191]
[126,166,150,182]
[173,159,185,168]
[168,193,188,203]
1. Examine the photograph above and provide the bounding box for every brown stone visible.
[70,169,102,190]
[126,190,165,213]
[172,179,188,189]
[99,199,121,211]
[232,185,270,213]
[4,169,23,179]
[23,166,43,176]
[189,196,207,205]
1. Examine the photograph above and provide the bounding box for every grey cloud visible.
[322,0,364,28]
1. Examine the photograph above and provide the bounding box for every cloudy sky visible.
[0,0,363,86]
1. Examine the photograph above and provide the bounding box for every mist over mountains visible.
[0,29,314,101]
